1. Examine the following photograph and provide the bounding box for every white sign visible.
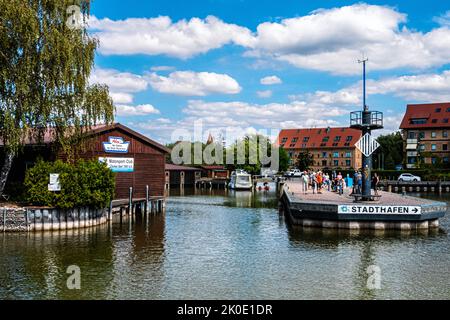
[48,173,61,191]
[355,133,380,157]
[103,136,130,153]
[338,205,421,215]
[99,157,134,172]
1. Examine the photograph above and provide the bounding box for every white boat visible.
[229,170,253,190]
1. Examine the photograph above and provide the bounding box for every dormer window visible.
[436,108,441,112]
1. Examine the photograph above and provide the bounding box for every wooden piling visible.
[128,187,133,215]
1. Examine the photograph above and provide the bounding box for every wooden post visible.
[3,209,5,232]
[146,185,149,215]
[109,201,113,221]
[25,209,29,231]
[129,187,133,215]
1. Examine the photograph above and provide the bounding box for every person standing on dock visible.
[372,173,380,196]
[302,172,309,194]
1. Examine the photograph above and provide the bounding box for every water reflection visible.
[0,191,448,299]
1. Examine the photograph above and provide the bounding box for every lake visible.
[0,189,449,299]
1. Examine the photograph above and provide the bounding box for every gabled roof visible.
[278,127,361,149]
[0,123,170,154]
[399,103,450,129]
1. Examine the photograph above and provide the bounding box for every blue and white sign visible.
[103,136,130,153]
[99,157,134,172]
[338,205,421,215]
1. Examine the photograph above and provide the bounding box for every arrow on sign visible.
[355,133,380,157]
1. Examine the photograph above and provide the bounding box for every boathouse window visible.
[431,144,437,151]
[444,157,449,163]
[443,144,448,151]
[443,118,449,123]
[419,132,425,139]
[443,131,448,138]
[333,152,339,158]
[419,144,425,151]
[432,119,437,123]
[345,160,351,167]
[431,157,437,164]
[435,107,441,112]
[322,152,327,158]
[431,132,436,138]
[333,160,339,166]
[345,152,351,158]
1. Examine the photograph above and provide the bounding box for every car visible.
[398,173,421,182]
[289,169,304,177]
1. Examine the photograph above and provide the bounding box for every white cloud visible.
[150,66,176,72]
[257,90,272,98]
[116,104,160,116]
[89,5,450,74]
[367,70,450,101]
[90,68,148,93]
[109,92,134,104]
[433,11,450,27]
[147,71,241,96]
[89,15,255,58]
[260,75,282,85]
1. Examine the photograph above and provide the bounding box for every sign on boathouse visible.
[99,157,134,173]
[103,136,130,153]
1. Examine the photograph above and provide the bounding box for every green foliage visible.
[278,147,290,172]
[0,0,114,194]
[372,132,403,169]
[295,151,314,171]
[24,159,115,209]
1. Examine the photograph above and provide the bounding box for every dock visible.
[280,181,447,230]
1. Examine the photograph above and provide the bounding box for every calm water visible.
[0,189,449,300]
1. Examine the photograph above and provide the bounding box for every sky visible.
[87,0,450,144]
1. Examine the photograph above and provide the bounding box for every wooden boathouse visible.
[3,123,170,199]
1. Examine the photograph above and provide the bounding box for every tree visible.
[295,151,314,171]
[0,0,114,195]
[225,134,279,175]
[372,132,403,170]
[278,147,290,172]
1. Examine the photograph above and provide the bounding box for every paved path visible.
[285,181,438,206]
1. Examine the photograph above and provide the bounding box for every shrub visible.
[24,159,115,209]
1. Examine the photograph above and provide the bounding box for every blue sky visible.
[88,0,450,143]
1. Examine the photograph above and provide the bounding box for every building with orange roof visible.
[277,127,362,171]
[399,103,450,168]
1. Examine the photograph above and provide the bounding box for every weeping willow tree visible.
[0,0,114,195]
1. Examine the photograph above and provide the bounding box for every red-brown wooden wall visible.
[58,127,167,199]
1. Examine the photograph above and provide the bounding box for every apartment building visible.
[399,103,450,168]
[278,127,362,171]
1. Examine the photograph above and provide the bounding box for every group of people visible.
[297,169,380,196]
[300,170,347,195]
[351,170,380,196]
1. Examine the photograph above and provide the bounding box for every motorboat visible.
[229,170,253,190]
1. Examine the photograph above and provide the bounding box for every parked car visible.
[398,173,421,182]
[289,169,304,177]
